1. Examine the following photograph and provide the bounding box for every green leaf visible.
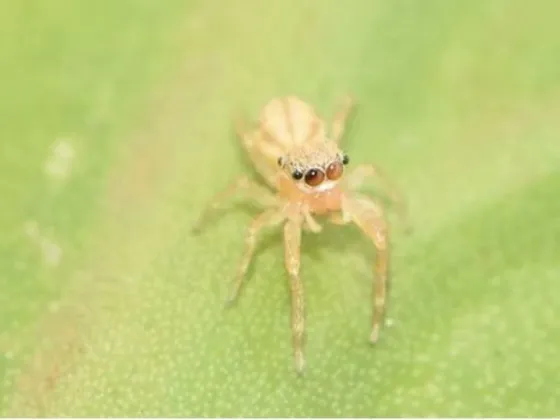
[2,0,560,416]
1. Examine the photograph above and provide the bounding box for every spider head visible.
[277,141,349,193]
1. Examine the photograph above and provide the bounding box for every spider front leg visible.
[344,164,409,231]
[284,218,305,373]
[227,208,285,303]
[191,175,277,233]
[303,208,322,233]
[331,95,355,144]
[329,208,352,225]
[344,197,390,343]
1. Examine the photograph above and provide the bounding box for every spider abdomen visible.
[244,97,329,186]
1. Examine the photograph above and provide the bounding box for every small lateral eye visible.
[292,170,304,180]
[326,161,344,180]
[277,156,283,167]
[342,154,349,165]
[304,168,325,187]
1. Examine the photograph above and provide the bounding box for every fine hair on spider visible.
[192,95,407,374]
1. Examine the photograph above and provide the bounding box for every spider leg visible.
[227,208,285,303]
[329,208,352,225]
[191,175,277,233]
[303,209,322,233]
[331,95,355,144]
[344,163,409,231]
[234,116,256,155]
[235,117,281,188]
[284,217,305,373]
[344,196,390,343]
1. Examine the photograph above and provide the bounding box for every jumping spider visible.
[193,96,405,373]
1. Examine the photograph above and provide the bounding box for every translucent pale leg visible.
[235,117,280,187]
[191,175,276,233]
[331,95,355,144]
[344,197,390,343]
[283,218,305,373]
[227,208,285,303]
[329,208,352,225]
[303,209,322,233]
[344,164,409,230]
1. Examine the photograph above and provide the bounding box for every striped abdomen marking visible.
[260,96,326,150]
[248,97,326,183]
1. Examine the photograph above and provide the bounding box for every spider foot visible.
[294,351,305,375]
[369,325,380,344]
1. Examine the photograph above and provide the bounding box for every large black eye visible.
[342,154,349,165]
[292,170,304,180]
[304,168,325,187]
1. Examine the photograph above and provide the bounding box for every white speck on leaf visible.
[23,220,63,267]
[48,301,61,313]
[40,239,63,267]
[44,137,76,180]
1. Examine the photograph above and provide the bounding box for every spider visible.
[192,96,406,373]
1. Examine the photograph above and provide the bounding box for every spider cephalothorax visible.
[193,96,405,374]
[278,142,350,192]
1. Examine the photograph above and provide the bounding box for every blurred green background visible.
[1,0,560,416]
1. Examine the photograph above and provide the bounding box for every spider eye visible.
[304,168,325,187]
[292,170,304,180]
[326,161,344,181]
[342,154,349,165]
[277,156,283,167]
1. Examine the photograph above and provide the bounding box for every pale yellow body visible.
[193,96,406,373]
[243,97,329,187]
